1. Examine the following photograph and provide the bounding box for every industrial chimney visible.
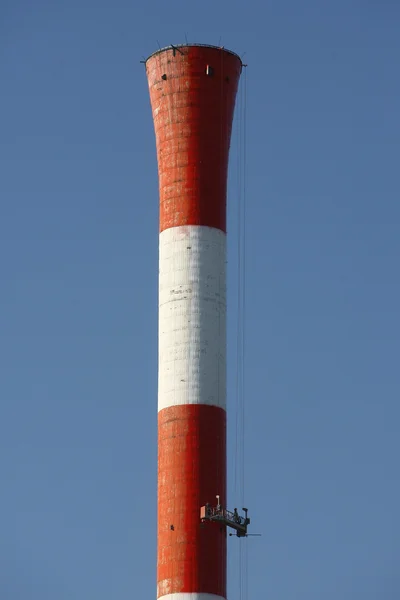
[146,43,242,600]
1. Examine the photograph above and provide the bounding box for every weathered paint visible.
[158,405,226,597]
[146,45,242,234]
[158,226,226,412]
[146,44,241,600]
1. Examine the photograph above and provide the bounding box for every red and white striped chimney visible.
[146,44,242,600]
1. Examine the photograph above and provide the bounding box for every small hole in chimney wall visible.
[205,65,214,76]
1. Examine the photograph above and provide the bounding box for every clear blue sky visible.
[1,0,399,598]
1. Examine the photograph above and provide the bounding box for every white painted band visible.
[158,595,225,600]
[158,226,226,412]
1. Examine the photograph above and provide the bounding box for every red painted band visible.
[146,46,242,233]
[157,404,226,598]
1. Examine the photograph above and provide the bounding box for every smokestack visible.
[146,43,242,600]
